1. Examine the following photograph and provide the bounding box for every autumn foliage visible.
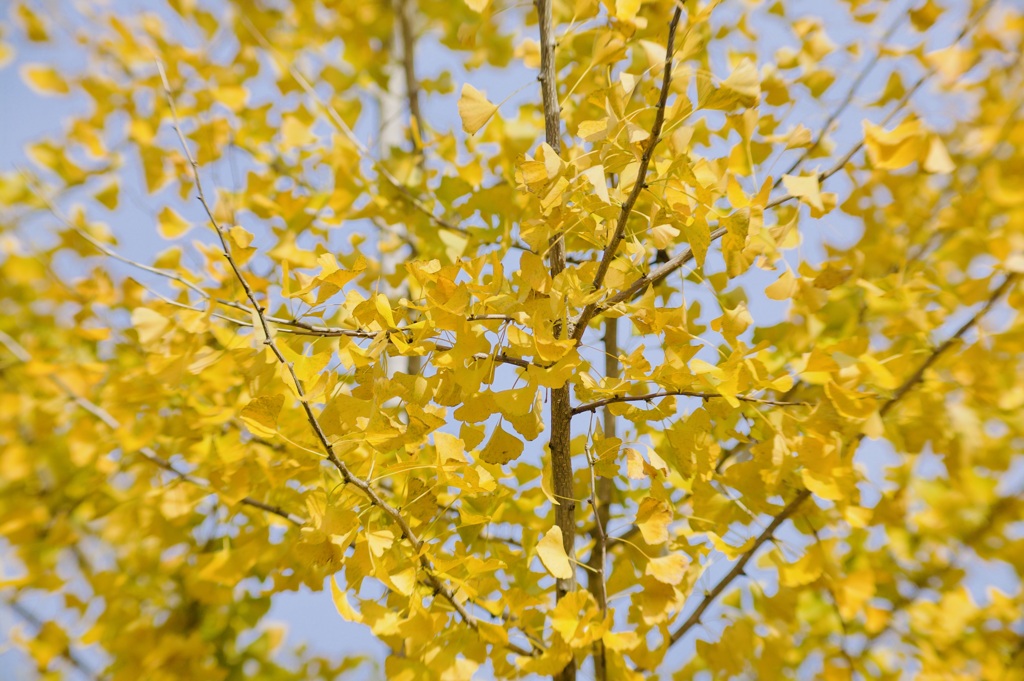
[2,0,1024,679]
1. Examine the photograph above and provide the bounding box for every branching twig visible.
[6,599,105,680]
[857,496,1017,659]
[593,0,997,316]
[0,329,306,526]
[573,6,683,341]
[28,179,532,367]
[240,17,467,237]
[773,2,910,185]
[666,272,1018,648]
[571,389,809,415]
[584,443,610,680]
[157,63,538,658]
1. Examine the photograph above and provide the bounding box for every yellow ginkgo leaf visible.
[157,206,191,239]
[457,83,498,135]
[709,533,757,560]
[722,59,761,106]
[782,174,824,211]
[580,165,610,204]
[131,308,170,345]
[537,526,573,579]
[824,380,876,420]
[603,629,641,652]
[374,293,397,329]
[212,85,249,112]
[240,394,285,438]
[645,553,688,585]
[615,0,642,22]
[625,447,646,480]
[281,115,315,151]
[21,64,69,95]
[765,266,797,301]
[577,119,609,142]
[367,529,395,558]
[331,576,363,623]
[650,223,680,250]
[479,423,524,465]
[923,136,955,174]
[836,569,875,620]
[229,225,254,248]
[862,119,926,170]
[550,590,592,643]
[636,497,671,544]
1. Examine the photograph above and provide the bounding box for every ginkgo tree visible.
[2,0,1023,679]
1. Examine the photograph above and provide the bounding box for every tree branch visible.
[157,63,537,658]
[666,272,1017,649]
[534,0,577,677]
[6,599,105,680]
[586,320,617,681]
[240,17,467,237]
[571,389,808,416]
[668,488,811,645]
[396,0,424,149]
[573,6,683,341]
[857,495,1017,660]
[595,0,997,315]
[773,2,910,186]
[0,329,306,527]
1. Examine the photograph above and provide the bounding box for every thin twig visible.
[6,599,105,680]
[28,176,532,365]
[0,330,305,526]
[571,389,809,415]
[666,272,1017,648]
[773,1,911,186]
[584,444,610,681]
[586,320,618,681]
[240,17,467,237]
[573,6,683,341]
[857,496,1017,658]
[669,488,811,645]
[157,62,538,657]
[595,0,997,316]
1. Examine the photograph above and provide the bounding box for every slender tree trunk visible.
[388,0,423,376]
[535,1,575,679]
[586,319,617,681]
[396,0,423,377]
